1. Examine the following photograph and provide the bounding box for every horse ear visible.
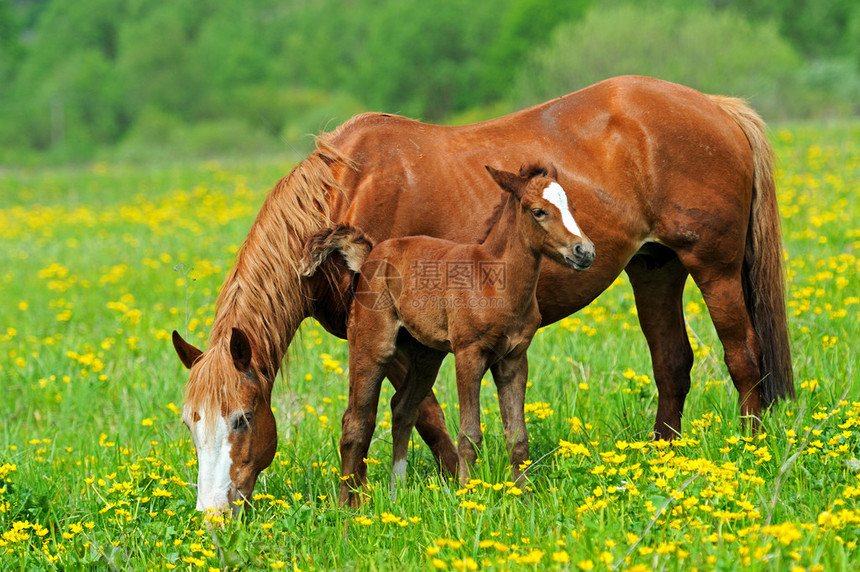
[173,330,203,370]
[485,165,525,197]
[229,328,254,372]
[517,163,557,180]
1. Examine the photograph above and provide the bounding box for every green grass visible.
[1,124,858,571]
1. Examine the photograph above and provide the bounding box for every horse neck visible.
[479,195,542,295]
[206,150,345,378]
[208,244,305,378]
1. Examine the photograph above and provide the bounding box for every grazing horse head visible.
[172,328,277,516]
[486,164,595,271]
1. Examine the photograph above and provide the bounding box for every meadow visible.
[0,124,858,571]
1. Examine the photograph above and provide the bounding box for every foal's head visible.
[172,328,277,516]
[486,164,595,270]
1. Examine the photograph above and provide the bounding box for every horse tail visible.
[300,224,373,277]
[710,95,795,406]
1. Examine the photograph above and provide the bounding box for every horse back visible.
[321,75,756,324]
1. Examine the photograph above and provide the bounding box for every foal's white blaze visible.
[187,407,233,512]
[542,182,582,237]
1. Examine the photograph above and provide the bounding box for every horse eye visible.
[231,413,253,432]
[531,208,547,218]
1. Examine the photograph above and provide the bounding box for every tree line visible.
[1,0,858,162]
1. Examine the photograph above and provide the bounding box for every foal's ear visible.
[172,330,203,370]
[485,165,526,197]
[518,163,557,180]
[229,327,254,372]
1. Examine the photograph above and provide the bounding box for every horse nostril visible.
[569,242,595,270]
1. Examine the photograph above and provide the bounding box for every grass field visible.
[1,124,858,571]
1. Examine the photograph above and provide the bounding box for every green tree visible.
[481,0,591,101]
[516,3,801,118]
[0,0,23,84]
[115,0,221,121]
[346,0,503,119]
[2,0,857,161]
[711,0,859,59]
[1,0,130,152]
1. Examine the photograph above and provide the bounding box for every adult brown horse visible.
[172,75,793,514]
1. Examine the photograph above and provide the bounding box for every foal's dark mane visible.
[477,164,548,245]
[477,192,511,245]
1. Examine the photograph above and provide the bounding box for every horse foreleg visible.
[388,344,446,492]
[387,355,459,476]
[340,309,398,507]
[626,250,694,440]
[490,351,530,483]
[453,347,490,485]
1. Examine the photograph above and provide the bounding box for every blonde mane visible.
[184,135,356,416]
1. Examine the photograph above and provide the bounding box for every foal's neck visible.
[481,195,532,254]
[479,194,542,286]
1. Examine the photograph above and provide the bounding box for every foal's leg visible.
[490,351,530,482]
[682,257,763,429]
[340,306,399,507]
[386,355,458,476]
[389,342,447,490]
[453,347,490,484]
[625,250,694,440]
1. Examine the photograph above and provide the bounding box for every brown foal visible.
[302,164,594,506]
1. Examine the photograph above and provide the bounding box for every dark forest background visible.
[1,0,858,163]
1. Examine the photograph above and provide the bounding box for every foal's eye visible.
[531,208,548,219]
[231,413,253,432]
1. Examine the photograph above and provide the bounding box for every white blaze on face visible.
[187,407,233,512]
[542,182,582,238]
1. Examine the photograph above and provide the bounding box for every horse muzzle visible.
[564,240,595,271]
[227,484,252,517]
[196,482,250,518]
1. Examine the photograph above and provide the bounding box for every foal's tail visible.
[300,224,373,277]
[710,95,795,406]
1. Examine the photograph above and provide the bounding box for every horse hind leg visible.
[681,254,763,428]
[626,245,694,440]
[386,355,459,476]
[388,339,447,493]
